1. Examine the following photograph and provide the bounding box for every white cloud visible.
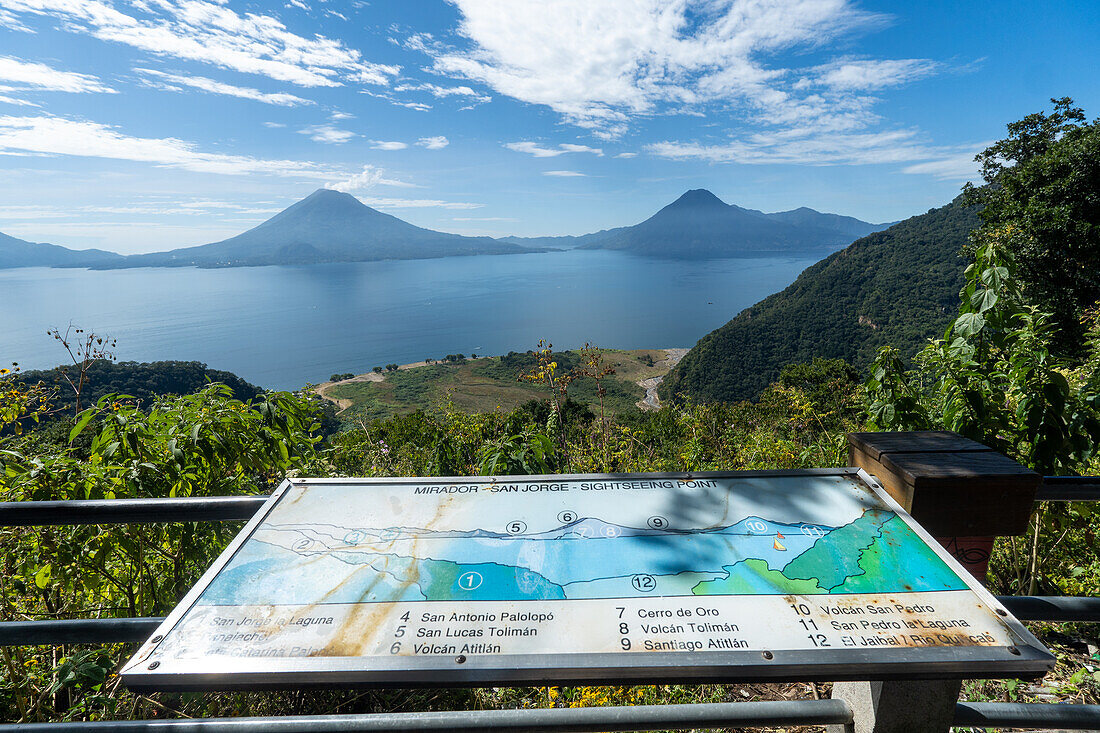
[902,147,986,181]
[453,216,516,221]
[411,0,955,147]
[543,170,585,177]
[370,140,407,150]
[558,143,602,155]
[646,128,932,167]
[136,68,312,106]
[360,196,483,210]
[809,58,940,91]
[0,0,400,88]
[0,55,116,93]
[0,113,336,177]
[326,164,413,191]
[262,121,286,128]
[614,152,636,158]
[393,81,491,103]
[394,100,432,111]
[505,141,602,157]
[0,200,282,218]
[0,7,33,32]
[645,128,990,174]
[300,124,355,144]
[416,135,448,149]
[360,88,434,111]
[285,0,309,10]
[329,110,354,120]
[0,93,39,106]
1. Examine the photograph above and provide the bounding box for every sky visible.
[0,0,1097,255]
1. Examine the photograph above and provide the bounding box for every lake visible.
[1,250,821,390]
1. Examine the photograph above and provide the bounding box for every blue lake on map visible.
[194,510,968,606]
[0,250,822,389]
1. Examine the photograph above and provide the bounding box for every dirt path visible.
[635,348,689,411]
[314,360,430,414]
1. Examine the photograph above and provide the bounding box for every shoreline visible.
[314,348,687,416]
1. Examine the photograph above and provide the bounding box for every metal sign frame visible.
[121,469,1053,691]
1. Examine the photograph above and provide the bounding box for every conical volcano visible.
[112,189,533,268]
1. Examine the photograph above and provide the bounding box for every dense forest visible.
[1,99,1099,724]
[664,197,978,402]
[14,360,263,416]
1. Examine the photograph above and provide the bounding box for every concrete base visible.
[827,679,961,733]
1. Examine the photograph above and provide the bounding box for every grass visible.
[326,349,673,425]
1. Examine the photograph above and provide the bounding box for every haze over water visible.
[1,250,819,390]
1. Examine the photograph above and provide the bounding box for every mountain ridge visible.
[3,188,895,269]
[572,190,890,258]
[663,196,979,403]
[0,230,122,269]
[103,188,535,268]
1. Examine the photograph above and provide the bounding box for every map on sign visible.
[121,471,1053,690]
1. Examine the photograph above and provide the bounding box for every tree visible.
[46,325,116,414]
[867,226,1100,474]
[865,227,1100,595]
[964,97,1100,354]
[372,366,383,374]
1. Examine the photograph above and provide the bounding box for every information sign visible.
[121,470,1053,690]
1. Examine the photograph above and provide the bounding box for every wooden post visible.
[832,431,1040,733]
[847,430,1040,583]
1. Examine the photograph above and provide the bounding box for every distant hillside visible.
[321,349,673,424]
[765,207,892,240]
[663,196,979,403]
[13,360,262,414]
[6,188,892,268]
[0,230,122,269]
[573,189,889,258]
[101,189,537,268]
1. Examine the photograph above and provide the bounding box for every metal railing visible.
[2,474,1098,731]
[1037,475,1100,502]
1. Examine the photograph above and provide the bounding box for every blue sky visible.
[0,0,1096,254]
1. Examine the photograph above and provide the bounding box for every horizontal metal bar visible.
[0,617,165,646]
[0,700,853,732]
[998,595,1100,622]
[3,594,1096,647]
[955,701,1100,729]
[1038,476,1100,502]
[0,495,267,527]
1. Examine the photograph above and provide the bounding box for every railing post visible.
[846,430,1040,583]
[835,431,1041,732]
[827,679,961,733]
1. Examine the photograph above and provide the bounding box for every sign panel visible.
[122,470,1052,690]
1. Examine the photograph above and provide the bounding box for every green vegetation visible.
[325,348,669,424]
[964,98,1100,354]
[866,192,1100,602]
[15,360,262,417]
[1,341,865,723]
[2,101,1099,724]
[665,196,978,403]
